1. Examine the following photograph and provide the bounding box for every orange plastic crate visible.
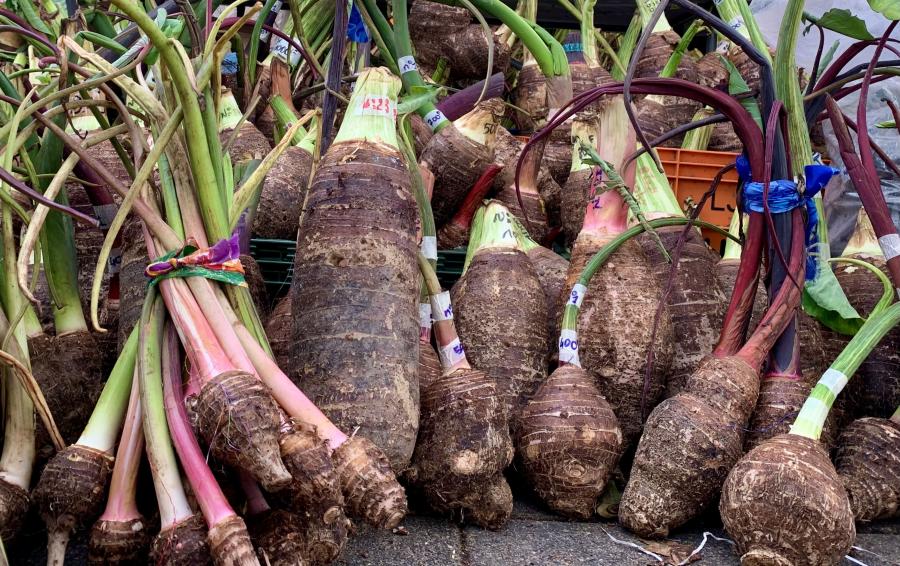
[655,147,739,256]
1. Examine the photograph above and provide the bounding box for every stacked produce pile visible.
[0,0,898,564]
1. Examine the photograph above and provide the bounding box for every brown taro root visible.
[408,365,514,529]
[33,445,114,564]
[264,295,293,371]
[421,99,503,227]
[639,227,727,399]
[253,145,313,240]
[566,233,675,446]
[249,508,309,566]
[634,31,679,79]
[721,434,855,566]
[451,205,549,419]
[220,90,272,164]
[513,57,548,132]
[695,52,729,90]
[88,517,149,565]
[437,165,503,250]
[620,356,758,537]
[516,365,622,519]
[409,0,509,80]
[406,287,513,529]
[290,72,420,470]
[206,515,259,566]
[30,330,104,454]
[493,180,550,245]
[150,513,212,566]
[834,417,900,521]
[332,436,408,529]
[118,217,148,352]
[521,240,569,365]
[191,370,292,492]
[241,253,270,319]
[709,121,743,152]
[0,480,29,542]
[280,425,350,564]
[418,337,443,394]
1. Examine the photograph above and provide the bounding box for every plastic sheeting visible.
[749,0,900,255]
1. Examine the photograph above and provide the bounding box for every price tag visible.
[567,283,587,309]
[421,236,437,261]
[431,291,453,321]
[107,248,123,275]
[438,338,466,368]
[270,37,302,66]
[558,329,581,367]
[423,109,447,131]
[356,95,397,118]
[398,56,418,74]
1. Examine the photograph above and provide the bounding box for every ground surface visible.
[12,490,900,565]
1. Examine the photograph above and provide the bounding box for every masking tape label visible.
[438,337,466,368]
[879,233,900,260]
[424,109,447,131]
[558,329,580,367]
[568,283,587,308]
[431,291,453,321]
[421,236,437,261]
[398,56,418,74]
[356,95,397,118]
[820,368,849,395]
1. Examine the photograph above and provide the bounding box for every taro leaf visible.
[802,243,864,335]
[869,0,900,20]
[877,119,897,128]
[398,86,442,115]
[721,55,763,129]
[807,9,874,40]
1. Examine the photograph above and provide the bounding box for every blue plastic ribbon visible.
[347,3,369,43]
[222,52,238,75]
[736,155,838,280]
[563,43,583,53]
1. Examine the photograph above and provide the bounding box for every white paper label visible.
[438,337,466,368]
[355,95,397,118]
[431,291,453,321]
[879,233,900,260]
[107,247,123,275]
[819,368,849,395]
[421,236,437,261]
[567,283,587,309]
[270,37,302,66]
[219,91,242,130]
[557,329,581,367]
[423,109,447,131]
[93,203,117,230]
[398,55,418,74]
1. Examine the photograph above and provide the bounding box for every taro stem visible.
[161,322,259,565]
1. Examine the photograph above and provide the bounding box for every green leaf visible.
[869,0,900,20]
[807,9,874,39]
[802,245,864,335]
[721,55,763,130]
[397,87,442,114]
[877,119,897,128]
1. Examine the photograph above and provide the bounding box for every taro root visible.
[240,253,270,319]
[253,145,313,240]
[207,515,258,566]
[88,517,149,565]
[0,480,29,541]
[695,52,729,90]
[709,121,743,152]
[834,416,900,522]
[559,118,599,246]
[421,99,503,228]
[512,56,548,132]
[219,89,272,163]
[30,330,104,453]
[721,434,855,566]
[264,295,293,371]
[451,202,549,419]
[290,69,420,470]
[639,227,727,399]
[192,370,292,492]
[249,508,309,566]
[280,425,350,564]
[150,514,212,566]
[418,338,443,394]
[516,365,622,519]
[409,0,510,80]
[518,235,569,365]
[406,285,513,530]
[33,445,115,564]
[437,165,502,250]
[332,436,408,529]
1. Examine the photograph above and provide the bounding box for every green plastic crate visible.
[249,239,472,297]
